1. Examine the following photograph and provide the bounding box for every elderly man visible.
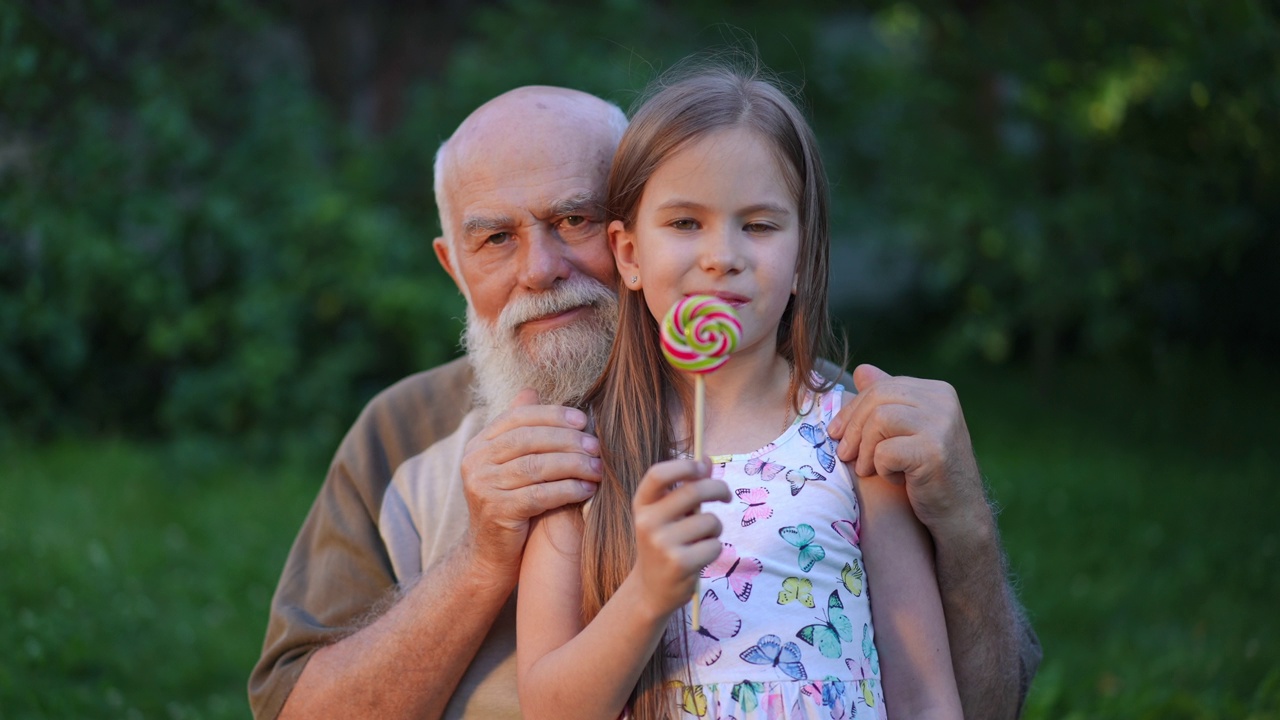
[250,86,1040,720]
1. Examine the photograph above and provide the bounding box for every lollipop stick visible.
[693,375,705,460]
[661,295,740,634]
[691,374,705,630]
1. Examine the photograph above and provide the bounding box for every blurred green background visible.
[2,1,1277,718]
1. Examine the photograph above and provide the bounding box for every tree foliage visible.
[2,0,1276,448]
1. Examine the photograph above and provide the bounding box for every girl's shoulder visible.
[800,372,852,424]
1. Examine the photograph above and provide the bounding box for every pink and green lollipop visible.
[661,294,741,629]
[660,296,742,374]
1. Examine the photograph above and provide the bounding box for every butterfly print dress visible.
[668,384,887,720]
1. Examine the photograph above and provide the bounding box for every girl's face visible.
[610,127,801,364]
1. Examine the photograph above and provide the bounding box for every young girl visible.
[516,64,962,720]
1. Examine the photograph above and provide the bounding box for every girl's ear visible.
[610,219,642,290]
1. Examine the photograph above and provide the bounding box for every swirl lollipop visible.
[661,294,741,629]
[661,295,742,375]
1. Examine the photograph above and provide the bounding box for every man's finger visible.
[484,425,600,466]
[853,404,923,478]
[830,390,863,460]
[852,363,892,394]
[871,436,918,486]
[829,364,891,441]
[516,478,598,518]
[504,450,603,489]
[483,403,590,440]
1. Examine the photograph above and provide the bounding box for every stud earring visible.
[630,275,639,285]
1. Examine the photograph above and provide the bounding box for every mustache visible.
[497,276,616,332]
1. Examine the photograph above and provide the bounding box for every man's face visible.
[433,89,622,410]
[435,115,617,348]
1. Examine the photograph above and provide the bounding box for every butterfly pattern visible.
[669,679,710,717]
[744,444,785,482]
[739,634,808,681]
[832,517,861,547]
[777,576,815,608]
[668,589,743,666]
[796,590,855,659]
[779,523,826,573]
[839,560,864,597]
[801,677,848,720]
[736,487,773,527]
[844,625,886,719]
[785,465,826,496]
[701,543,763,603]
[671,383,884,718]
[798,421,838,473]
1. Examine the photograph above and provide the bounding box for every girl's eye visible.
[745,222,775,233]
[671,219,699,231]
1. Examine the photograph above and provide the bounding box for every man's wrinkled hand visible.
[827,364,987,536]
[460,388,602,582]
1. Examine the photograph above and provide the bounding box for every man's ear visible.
[609,220,641,289]
[433,236,464,293]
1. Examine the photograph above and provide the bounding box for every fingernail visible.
[582,435,600,455]
[590,457,602,473]
[566,409,587,427]
[579,480,597,495]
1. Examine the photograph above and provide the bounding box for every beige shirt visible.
[248,358,521,719]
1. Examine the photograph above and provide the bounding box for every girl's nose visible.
[700,225,746,275]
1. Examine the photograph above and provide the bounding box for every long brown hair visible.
[581,59,839,719]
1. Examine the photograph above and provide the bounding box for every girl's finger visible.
[642,478,730,523]
[633,458,708,506]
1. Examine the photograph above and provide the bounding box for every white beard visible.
[463,275,618,421]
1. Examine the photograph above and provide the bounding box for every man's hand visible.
[827,364,988,540]
[460,388,602,583]
[829,364,1037,719]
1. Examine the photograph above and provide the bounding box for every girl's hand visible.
[631,458,730,619]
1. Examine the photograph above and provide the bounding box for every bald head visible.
[434,86,628,247]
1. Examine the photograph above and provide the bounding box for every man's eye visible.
[485,232,512,246]
[561,215,586,228]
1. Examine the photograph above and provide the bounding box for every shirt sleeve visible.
[247,426,399,719]
[247,359,473,719]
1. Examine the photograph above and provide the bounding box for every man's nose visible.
[518,226,572,290]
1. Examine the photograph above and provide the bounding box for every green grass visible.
[952,356,1280,719]
[0,442,316,719]
[1,355,1277,718]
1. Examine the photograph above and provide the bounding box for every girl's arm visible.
[516,458,729,720]
[851,396,963,718]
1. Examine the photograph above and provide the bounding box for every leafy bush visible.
[3,0,1277,449]
[804,1,1280,366]
[0,3,461,451]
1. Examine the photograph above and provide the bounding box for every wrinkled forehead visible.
[442,94,618,229]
